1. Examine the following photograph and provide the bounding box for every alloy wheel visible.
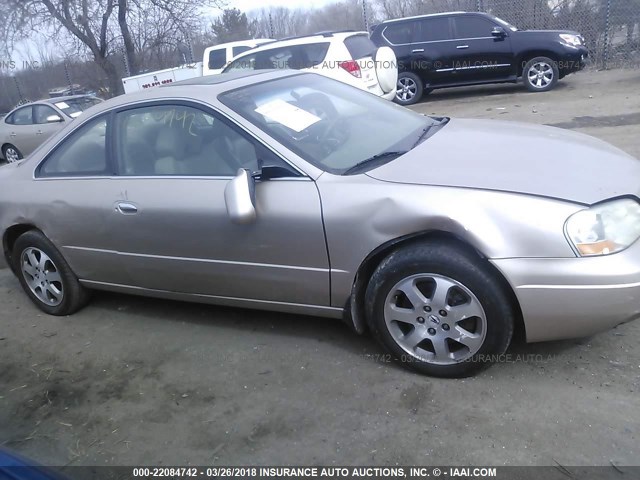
[527,61,554,89]
[20,247,64,306]
[384,273,487,365]
[5,147,20,163]
[396,77,418,102]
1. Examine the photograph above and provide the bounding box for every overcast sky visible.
[209,0,339,15]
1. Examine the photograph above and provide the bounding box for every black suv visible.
[370,11,588,105]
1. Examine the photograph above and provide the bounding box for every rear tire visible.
[2,144,23,163]
[394,72,424,106]
[365,242,514,377]
[523,56,559,92]
[13,230,90,316]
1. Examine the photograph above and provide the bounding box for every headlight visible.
[565,198,640,256]
[560,34,582,46]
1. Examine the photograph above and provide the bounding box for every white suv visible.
[223,32,398,101]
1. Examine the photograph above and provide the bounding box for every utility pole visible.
[362,0,369,32]
[64,61,74,94]
[122,47,131,77]
[13,76,24,104]
[602,0,612,70]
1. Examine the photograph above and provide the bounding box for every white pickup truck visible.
[121,39,273,94]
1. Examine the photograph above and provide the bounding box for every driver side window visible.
[115,104,263,176]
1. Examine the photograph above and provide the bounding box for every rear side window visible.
[454,16,496,38]
[344,35,376,60]
[38,116,109,177]
[232,45,251,57]
[228,43,329,71]
[383,22,414,44]
[208,49,227,69]
[417,18,452,42]
[11,106,34,125]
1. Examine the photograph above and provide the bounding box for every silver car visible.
[1,71,639,377]
[0,95,103,163]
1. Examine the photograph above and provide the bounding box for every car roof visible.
[236,31,367,54]
[381,11,469,24]
[43,94,97,104]
[204,39,273,50]
[5,95,97,114]
[80,70,301,115]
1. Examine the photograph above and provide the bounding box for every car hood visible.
[366,118,640,205]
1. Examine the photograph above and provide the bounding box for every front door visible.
[449,15,515,83]
[110,102,330,307]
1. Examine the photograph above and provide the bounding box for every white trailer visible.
[121,62,203,94]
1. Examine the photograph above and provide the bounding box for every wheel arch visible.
[3,223,39,274]
[345,230,526,343]
[516,50,559,77]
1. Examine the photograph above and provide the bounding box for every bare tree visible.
[3,0,225,96]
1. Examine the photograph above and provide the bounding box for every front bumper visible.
[558,45,589,74]
[491,239,640,343]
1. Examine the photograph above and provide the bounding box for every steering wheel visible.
[304,117,350,156]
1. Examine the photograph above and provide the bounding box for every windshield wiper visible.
[343,151,408,175]
[412,117,450,149]
[412,125,434,149]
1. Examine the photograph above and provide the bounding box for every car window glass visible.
[455,17,495,38]
[220,73,436,175]
[228,43,329,71]
[12,106,34,125]
[417,18,451,42]
[53,97,102,118]
[232,45,251,57]
[344,35,376,60]
[208,49,227,69]
[116,104,263,177]
[383,23,414,44]
[38,116,108,177]
[4,113,15,125]
[34,105,60,124]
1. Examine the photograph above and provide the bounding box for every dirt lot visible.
[1,70,639,469]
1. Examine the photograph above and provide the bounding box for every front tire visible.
[365,242,514,377]
[13,230,90,315]
[523,56,559,92]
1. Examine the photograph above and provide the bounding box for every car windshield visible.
[52,97,102,119]
[219,74,445,175]
[492,15,518,32]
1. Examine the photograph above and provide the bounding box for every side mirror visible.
[491,26,507,38]
[46,114,64,123]
[224,168,256,224]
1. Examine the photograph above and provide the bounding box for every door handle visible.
[36,130,43,135]
[9,133,16,137]
[116,202,138,215]
[456,45,469,49]
[412,48,425,53]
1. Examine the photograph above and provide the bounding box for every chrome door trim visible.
[64,245,347,273]
[381,25,495,46]
[435,63,511,72]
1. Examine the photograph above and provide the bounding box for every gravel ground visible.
[1,69,639,469]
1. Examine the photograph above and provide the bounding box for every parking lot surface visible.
[1,70,639,468]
